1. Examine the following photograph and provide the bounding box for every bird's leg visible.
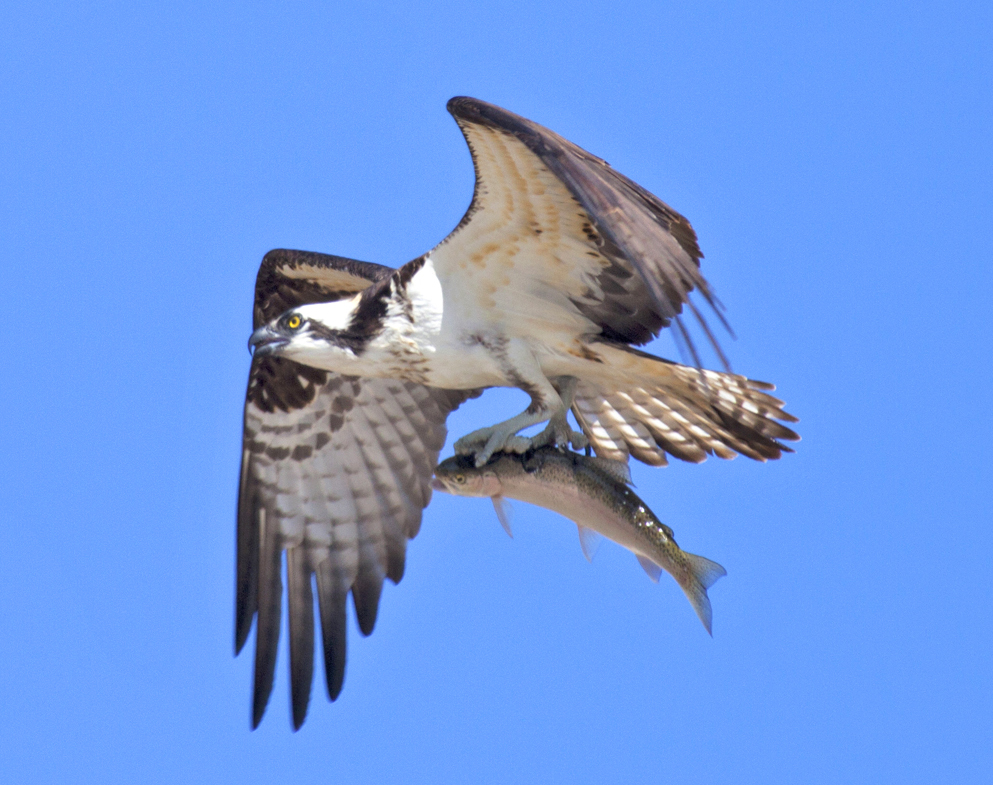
[454,407,556,467]
[454,343,575,467]
[528,376,589,452]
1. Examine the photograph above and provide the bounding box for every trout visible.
[432,446,727,634]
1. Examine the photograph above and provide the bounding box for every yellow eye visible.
[287,315,301,330]
[454,474,466,484]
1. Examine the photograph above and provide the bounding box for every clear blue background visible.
[2,2,990,782]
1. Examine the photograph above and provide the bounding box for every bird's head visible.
[248,298,369,370]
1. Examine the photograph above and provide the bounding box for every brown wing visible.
[437,97,730,366]
[237,249,478,729]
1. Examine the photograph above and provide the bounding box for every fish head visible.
[432,454,503,498]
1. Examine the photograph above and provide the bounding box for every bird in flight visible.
[238,96,799,729]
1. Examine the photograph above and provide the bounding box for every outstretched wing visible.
[237,250,477,729]
[432,97,729,365]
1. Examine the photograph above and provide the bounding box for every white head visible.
[248,296,374,371]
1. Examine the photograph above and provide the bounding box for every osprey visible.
[238,97,799,728]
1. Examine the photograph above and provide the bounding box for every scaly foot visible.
[454,415,588,467]
[453,376,588,467]
[454,425,534,467]
[530,413,589,452]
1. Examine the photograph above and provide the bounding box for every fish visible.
[432,446,727,634]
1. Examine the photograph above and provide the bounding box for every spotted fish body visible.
[433,446,727,633]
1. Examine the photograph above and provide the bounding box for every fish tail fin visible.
[679,552,727,636]
[571,347,799,466]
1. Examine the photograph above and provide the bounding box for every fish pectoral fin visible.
[577,525,603,562]
[636,554,664,583]
[491,496,514,538]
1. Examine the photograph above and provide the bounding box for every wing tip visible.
[447,95,478,116]
[251,688,269,730]
[291,702,309,732]
[327,671,345,702]
[446,96,529,138]
[234,624,250,656]
[352,576,384,637]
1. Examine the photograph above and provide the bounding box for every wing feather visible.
[235,452,259,654]
[286,546,314,731]
[572,364,799,466]
[314,558,349,701]
[251,507,282,729]
[237,249,480,728]
[436,97,724,359]
[240,370,476,727]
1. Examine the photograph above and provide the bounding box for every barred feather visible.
[572,363,799,465]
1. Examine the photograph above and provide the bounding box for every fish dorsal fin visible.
[636,554,663,583]
[577,525,603,562]
[588,456,632,485]
[491,496,513,538]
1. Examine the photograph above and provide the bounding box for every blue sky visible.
[2,2,990,783]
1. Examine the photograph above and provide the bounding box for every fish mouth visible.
[430,477,448,492]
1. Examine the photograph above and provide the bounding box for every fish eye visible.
[454,473,466,484]
[285,314,302,330]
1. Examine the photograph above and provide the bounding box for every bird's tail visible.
[571,344,800,466]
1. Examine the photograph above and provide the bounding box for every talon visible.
[474,442,498,467]
[503,436,533,454]
[568,430,589,451]
[531,414,588,453]
[454,439,477,456]
[453,391,583,466]
[454,428,492,456]
[462,422,529,466]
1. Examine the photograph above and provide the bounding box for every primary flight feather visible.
[238,97,799,729]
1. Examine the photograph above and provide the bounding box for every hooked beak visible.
[248,325,288,357]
